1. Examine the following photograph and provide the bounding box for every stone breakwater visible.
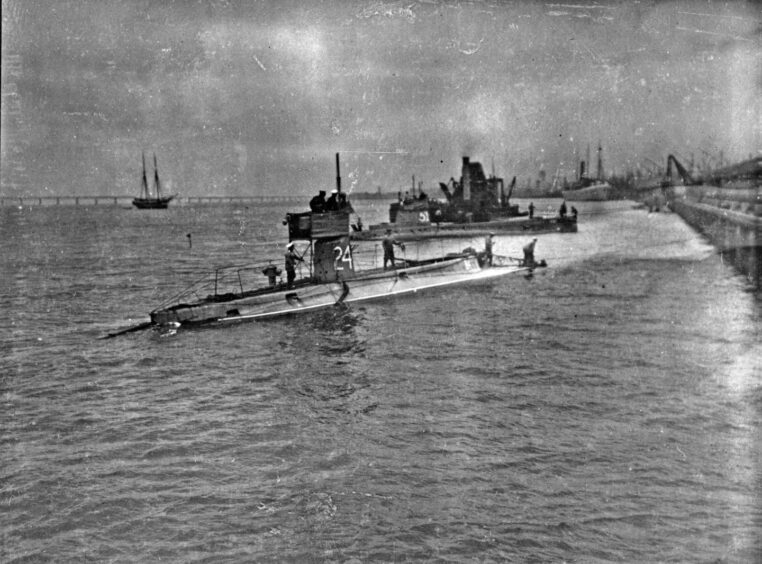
[669,183,761,289]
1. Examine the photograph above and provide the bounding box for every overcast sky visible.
[1,0,759,197]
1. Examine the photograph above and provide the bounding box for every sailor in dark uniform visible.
[309,190,326,212]
[325,189,339,211]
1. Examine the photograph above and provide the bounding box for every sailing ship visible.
[133,153,175,209]
[106,154,544,335]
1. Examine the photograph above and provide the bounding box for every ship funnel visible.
[596,143,603,180]
[462,157,471,201]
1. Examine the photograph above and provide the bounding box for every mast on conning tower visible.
[335,153,341,193]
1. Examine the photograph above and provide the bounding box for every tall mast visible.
[335,152,341,193]
[596,142,603,180]
[153,153,161,198]
[141,152,148,198]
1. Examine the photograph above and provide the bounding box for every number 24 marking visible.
[333,244,353,270]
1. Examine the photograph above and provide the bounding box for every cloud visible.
[273,26,326,63]
[2,0,760,196]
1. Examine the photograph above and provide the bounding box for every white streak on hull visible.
[222,263,524,323]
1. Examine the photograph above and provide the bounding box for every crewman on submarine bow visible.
[262,264,281,287]
[284,242,304,289]
[382,229,404,270]
[522,237,538,267]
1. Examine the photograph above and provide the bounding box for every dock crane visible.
[667,154,699,185]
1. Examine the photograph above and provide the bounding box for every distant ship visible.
[133,153,175,209]
[353,156,576,241]
[562,143,614,201]
[561,180,613,201]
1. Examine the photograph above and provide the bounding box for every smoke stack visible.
[462,157,471,201]
[597,143,603,180]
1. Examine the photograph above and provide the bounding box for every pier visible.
[0,192,395,207]
[666,156,761,289]
[0,196,133,206]
[2,194,321,207]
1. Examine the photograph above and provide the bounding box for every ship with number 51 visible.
[352,156,577,242]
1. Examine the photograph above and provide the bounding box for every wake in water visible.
[4,200,759,562]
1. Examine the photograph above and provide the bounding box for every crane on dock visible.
[666,154,698,185]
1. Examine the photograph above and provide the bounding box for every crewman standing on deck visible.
[382,229,404,270]
[484,233,495,266]
[522,237,538,267]
[284,242,304,288]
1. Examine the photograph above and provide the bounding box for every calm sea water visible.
[2,199,760,563]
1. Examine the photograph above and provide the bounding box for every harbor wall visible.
[669,184,761,289]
